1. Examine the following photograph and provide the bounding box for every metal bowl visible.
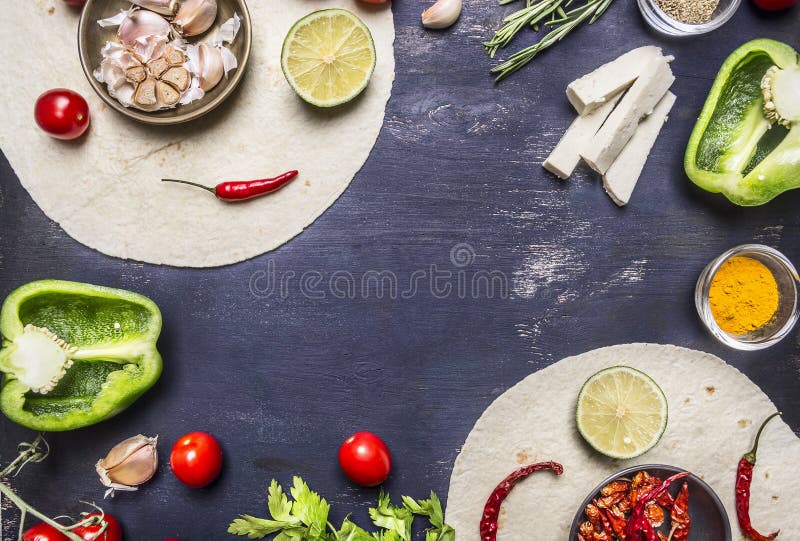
[569,464,731,540]
[78,0,252,125]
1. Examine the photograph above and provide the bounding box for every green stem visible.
[161,178,216,193]
[0,482,84,541]
[743,412,782,464]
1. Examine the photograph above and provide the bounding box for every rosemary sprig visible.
[486,0,615,81]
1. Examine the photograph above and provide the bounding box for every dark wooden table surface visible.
[1,0,799,539]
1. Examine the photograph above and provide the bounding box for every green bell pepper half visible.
[0,280,162,432]
[684,39,800,206]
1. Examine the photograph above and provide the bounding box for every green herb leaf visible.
[289,476,331,539]
[268,480,298,524]
[228,515,294,539]
[369,491,413,541]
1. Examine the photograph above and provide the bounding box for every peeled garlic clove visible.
[421,0,462,29]
[156,81,181,106]
[129,0,179,16]
[173,0,217,37]
[118,9,172,45]
[161,66,191,91]
[134,77,158,106]
[197,43,224,91]
[96,435,158,497]
[147,56,170,78]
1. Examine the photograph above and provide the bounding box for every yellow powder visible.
[709,256,779,335]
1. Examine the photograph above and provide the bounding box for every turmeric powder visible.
[709,256,779,335]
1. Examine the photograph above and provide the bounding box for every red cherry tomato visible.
[170,431,223,488]
[752,0,797,9]
[338,431,392,487]
[34,89,90,140]
[22,523,69,541]
[71,513,122,541]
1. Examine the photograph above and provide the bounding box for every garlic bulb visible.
[129,0,178,16]
[118,9,171,45]
[173,0,218,37]
[421,0,462,29]
[96,435,158,498]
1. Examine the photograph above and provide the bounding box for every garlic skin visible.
[96,434,158,498]
[173,0,218,37]
[421,0,462,29]
[196,43,224,91]
[129,0,179,16]
[118,9,172,45]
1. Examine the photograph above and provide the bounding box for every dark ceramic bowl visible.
[569,464,731,540]
[78,0,251,124]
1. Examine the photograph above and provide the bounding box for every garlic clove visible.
[197,43,224,91]
[173,0,218,37]
[147,56,170,78]
[164,46,186,67]
[129,0,179,16]
[96,435,158,497]
[118,9,172,46]
[421,0,462,29]
[125,64,147,83]
[161,66,191,91]
[156,80,181,106]
[134,77,158,106]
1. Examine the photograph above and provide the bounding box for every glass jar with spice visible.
[637,0,741,35]
[695,244,799,350]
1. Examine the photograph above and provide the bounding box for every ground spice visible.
[656,0,720,24]
[709,256,779,335]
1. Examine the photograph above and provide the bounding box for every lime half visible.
[281,9,376,108]
[576,366,668,459]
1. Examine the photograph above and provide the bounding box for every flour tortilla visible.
[0,1,394,267]
[446,344,799,540]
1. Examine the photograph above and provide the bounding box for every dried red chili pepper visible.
[669,482,690,541]
[479,461,563,541]
[736,412,781,541]
[625,471,689,541]
[162,170,299,201]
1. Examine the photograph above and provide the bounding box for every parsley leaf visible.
[228,477,455,541]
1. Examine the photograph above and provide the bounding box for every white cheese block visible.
[566,46,665,116]
[603,91,676,206]
[580,58,674,175]
[542,93,623,179]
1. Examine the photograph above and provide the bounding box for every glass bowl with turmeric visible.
[696,244,799,350]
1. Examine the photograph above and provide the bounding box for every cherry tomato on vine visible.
[22,523,68,541]
[170,431,223,488]
[752,0,797,9]
[71,513,122,541]
[34,89,90,140]
[338,431,392,486]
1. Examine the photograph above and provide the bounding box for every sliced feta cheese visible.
[543,93,622,179]
[566,46,665,116]
[580,58,674,175]
[603,91,676,206]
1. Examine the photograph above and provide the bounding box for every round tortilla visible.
[446,344,799,540]
[1,1,394,267]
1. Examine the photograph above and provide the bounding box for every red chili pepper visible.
[736,412,781,541]
[162,170,298,201]
[479,461,563,541]
[669,482,690,541]
[625,471,689,541]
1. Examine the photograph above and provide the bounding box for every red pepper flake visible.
[736,412,781,541]
[625,471,690,541]
[479,461,563,541]
[162,170,299,201]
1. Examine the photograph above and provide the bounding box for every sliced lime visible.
[576,366,668,459]
[281,9,376,108]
